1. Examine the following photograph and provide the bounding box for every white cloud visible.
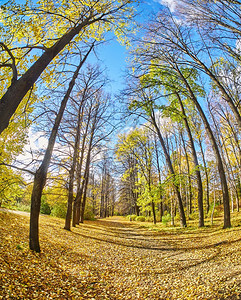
[154,0,177,12]
[235,38,241,54]
[16,127,72,182]
[16,129,48,169]
[33,132,49,151]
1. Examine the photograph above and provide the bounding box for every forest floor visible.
[1,210,241,299]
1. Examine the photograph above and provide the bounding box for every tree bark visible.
[64,108,82,231]
[176,93,204,227]
[151,111,187,227]
[73,102,93,226]
[151,200,157,224]
[180,133,193,215]
[29,49,93,252]
[80,167,90,223]
[79,137,93,223]
[176,65,231,228]
[198,137,210,213]
[154,136,164,220]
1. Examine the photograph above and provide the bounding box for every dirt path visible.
[0,207,30,217]
[1,211,241,299]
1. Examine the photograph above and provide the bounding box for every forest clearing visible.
[1,210,241,299]
[1,1,241,298]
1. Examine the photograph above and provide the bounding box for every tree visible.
[115,140,140,216]
[0,0,136,134]
[132,10,231,228]
[62,67,116,227]
[159,5,241,128]
[63,64,106,230]
[125,81,187,227]
[140,67,204,226]
[29,48,93,252]
[116,128,160,224]
[99,156,116,218]
[0,78,35,207]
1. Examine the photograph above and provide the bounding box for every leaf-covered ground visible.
[1,210,241,299]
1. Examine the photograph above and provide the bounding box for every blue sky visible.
[94,0,164,95]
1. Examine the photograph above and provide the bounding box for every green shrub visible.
[40,197,51,215]
[12,203,30,212]
[129,214,137,221]
[51,202,67,218]
[84,208,95,221]
[207,203,221,218]
[162,213,171,224]
[136,216,145,222]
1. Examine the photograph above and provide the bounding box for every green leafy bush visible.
[129,214,137,221]
[136,216,145,222]
[40,197,51,215]
[162,213,171,224]
[84,207,95,221]
[12,203,30,212]
[51,202,67,218]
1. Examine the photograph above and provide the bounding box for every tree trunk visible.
[73,143,86,226]
[29,169,45,252]
[177,93,204,227]
[176,65,231,228]
[80,168,90,223]
[29,50,92,252]
[73,102,93,226]
[151,111,187,227]
[198,137,210,213]
[64,94,85,230]
[151,200,157,224]
[171,192,175,226]
[180,133,193,215]
[154,137,164,221]
[79,106,97,222]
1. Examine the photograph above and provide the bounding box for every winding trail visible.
[1,211,241,299]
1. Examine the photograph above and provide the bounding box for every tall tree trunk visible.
[176,65,231,228]
[64,102,84,230]
[80,167,90,223]
[73,149,85,226]
[100,162,106,219]
[29,52,92,252]
[177,93,204,227]
[180,133,193,215]
[198,137,210,213]
[208,102,240,214]
[151,200,157,224]
[79,107,97,222]
[151,111,187,227]
[73,102,92,226]
[154,137,164,220]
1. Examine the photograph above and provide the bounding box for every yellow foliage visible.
[1,211,241,299]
